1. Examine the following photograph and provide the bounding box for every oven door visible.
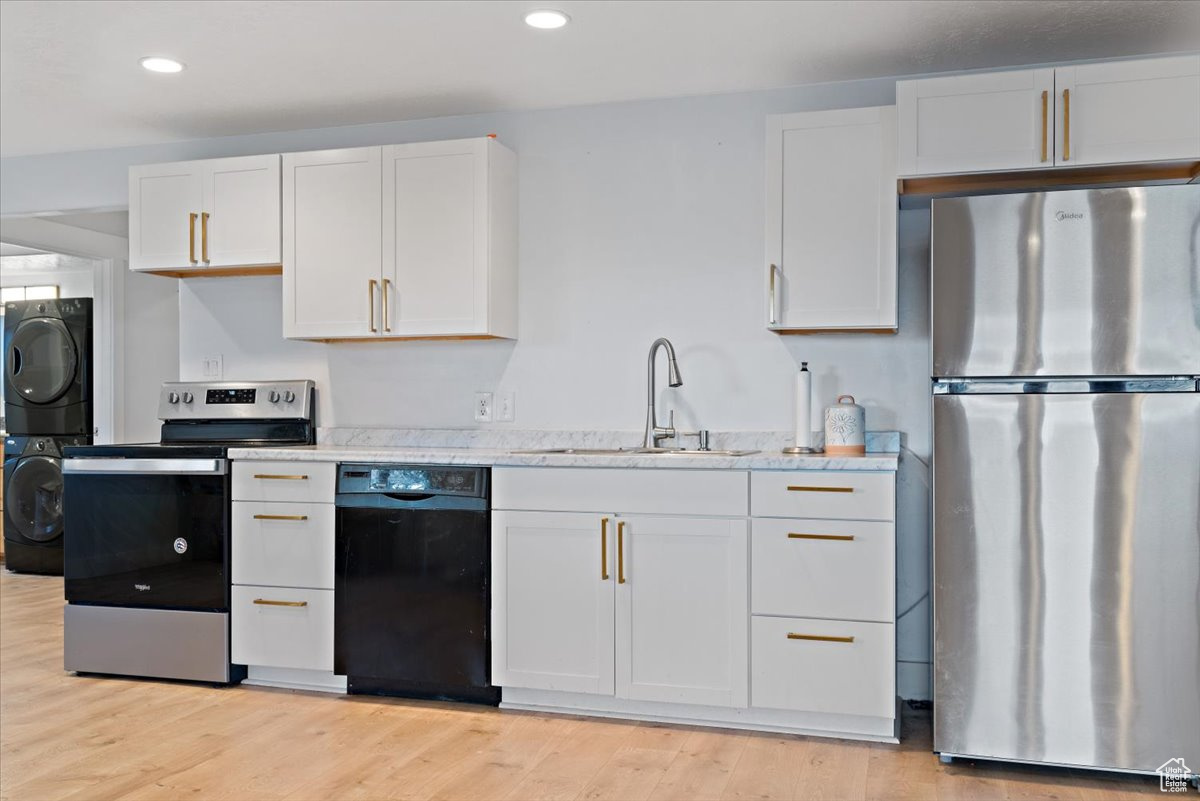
[63,458,230,611]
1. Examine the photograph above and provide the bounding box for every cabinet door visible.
[896,69,1055,175]
[128,161,203,272]
[1055,55,1200,166]
[766,107,897,331]
[202,155,282,268]
[282,147,382,339]
[492,511,615,694]
[382,139,488,336]
[615,515,748,707]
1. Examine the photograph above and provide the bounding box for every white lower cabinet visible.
[491,511,615,694]
[616,515,747,707]
[231,585,334,671]
[751,615,894,718]
[492,466,897,743]
[231,460,343,692]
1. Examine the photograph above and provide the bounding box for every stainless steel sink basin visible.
[509,447,759,457]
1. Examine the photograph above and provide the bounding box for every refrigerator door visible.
[932,185,1200,378]
[933,390,1200,773]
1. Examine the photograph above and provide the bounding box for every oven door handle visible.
[63,458,228,475]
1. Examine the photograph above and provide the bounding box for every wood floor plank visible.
[0,570,1163,801]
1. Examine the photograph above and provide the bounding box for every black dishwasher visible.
[334,464,498,704]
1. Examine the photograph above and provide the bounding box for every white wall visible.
[1,77,933,698]
[119,267,179,442]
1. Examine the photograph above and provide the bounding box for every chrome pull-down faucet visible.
[643,337,683,449]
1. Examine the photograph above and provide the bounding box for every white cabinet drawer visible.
[231,585,333,671]
[232,461,335,504]
[231,502,334,589]
[493,467,747,517]
[751,518,894,622]
[750,471,893,520]
[751,615,894,718]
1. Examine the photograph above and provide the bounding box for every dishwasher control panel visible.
[337,464,487,498]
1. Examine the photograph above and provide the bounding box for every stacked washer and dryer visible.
[3,298,93,575]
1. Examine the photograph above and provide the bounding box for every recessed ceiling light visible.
[140,56,185,74]
[524,9,569,29]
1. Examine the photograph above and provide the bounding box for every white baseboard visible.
[244,665,346,693]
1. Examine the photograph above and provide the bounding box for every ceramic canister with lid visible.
[824,395,866,455]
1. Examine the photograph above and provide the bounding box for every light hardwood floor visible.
[0,570,1159,800]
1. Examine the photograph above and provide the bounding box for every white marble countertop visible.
[227,443,899,471]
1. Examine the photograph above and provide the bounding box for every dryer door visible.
[6,317,78,404]
[6,455,65,542]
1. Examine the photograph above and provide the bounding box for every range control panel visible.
[158,380,315,421]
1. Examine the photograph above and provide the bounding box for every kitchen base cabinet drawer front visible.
[231,502,334,589]
[752,616,894,718]
[232,461,335,504]
[751,518,894,622]
[751,471,894,520]
[231,586,333,671]
[494,467,747,517]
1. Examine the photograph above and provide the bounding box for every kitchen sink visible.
[509,447,760,456]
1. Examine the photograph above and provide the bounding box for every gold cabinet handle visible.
[253,514,309,521]
[252,474,309,481]
[788,532,855,541]
[768,264,782,326]
[601,517,610,580]
[253,599,308,607]
[382,278,392,333]
[1062,88,1070,161]
[787,485,853,493]
[201,212,210,263]
[1040,90,1048,162]
[787,633,855,643]
[368,279,378,333]
[617,521,626,584]
[188,212,198,264]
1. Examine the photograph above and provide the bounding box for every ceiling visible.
[2,0,1197,158]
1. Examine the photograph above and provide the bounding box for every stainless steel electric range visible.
[61,380,315,684]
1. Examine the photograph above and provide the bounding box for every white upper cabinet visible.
[282,147,382,340]
[897,69,1056,175]
[129,162,204,273]
[766,106,898,332]
[898,54,1200,177]
[129,155,281,274]
[1055,55,1200,166]
[284,137,517,341]
[202,155,281,269]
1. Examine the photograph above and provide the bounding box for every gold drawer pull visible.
[788,533,854,541]
[253,514,309,521]
[787,633,855,643]
[253,599,308,607]
[253,474,309,481]
[787,485,853,493]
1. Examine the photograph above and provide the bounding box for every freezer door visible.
[933,391,1200,773]
[931,185,1200,377]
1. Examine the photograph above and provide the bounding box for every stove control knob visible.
[268,390,281,403]
[182,391,194,404]
[168,391,180,404]
[283,390,296,403]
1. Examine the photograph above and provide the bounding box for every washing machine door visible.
[6,317,78,404]
[7,455,65,542]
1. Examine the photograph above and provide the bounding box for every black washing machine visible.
[4,298,93,436]
[4,434,89,575]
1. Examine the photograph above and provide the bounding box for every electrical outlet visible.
[474,392,493,422]
[497,392,515,422]
[202,355,223,379]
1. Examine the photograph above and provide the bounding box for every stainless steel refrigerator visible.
[931,185,1200,777]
